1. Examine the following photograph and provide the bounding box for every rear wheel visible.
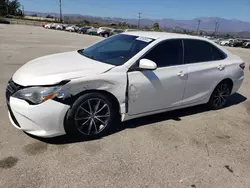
[65,93,117,138]
[208,81,231,110]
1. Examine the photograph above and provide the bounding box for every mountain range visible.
[25,11,250,32]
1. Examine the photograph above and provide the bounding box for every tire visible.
[65,93,117,138]
[104,33,109,38]
[208,81,232,110]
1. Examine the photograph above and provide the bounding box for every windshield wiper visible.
[80,52,96,61]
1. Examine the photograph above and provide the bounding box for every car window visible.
[78,34,154,66]
[211,45,226,61]
[98,39,133,52]
[143,40,183,67]
[184,39,225,64]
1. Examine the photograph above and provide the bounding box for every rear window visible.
[184,39,226,64]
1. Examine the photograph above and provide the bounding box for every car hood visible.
[13,51,114,86]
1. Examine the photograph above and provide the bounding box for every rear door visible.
[182,39,227,105]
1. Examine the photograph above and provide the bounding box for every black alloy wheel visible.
[65,93,117,137]
[208,82,231,110]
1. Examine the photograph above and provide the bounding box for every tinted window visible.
[78,34,154,66]
[144,40,183,67]
[184,39,225,64]
[211,45,226,61]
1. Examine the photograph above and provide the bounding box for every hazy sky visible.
[19,0,250,21]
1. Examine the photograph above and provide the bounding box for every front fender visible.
[64,72,128,114]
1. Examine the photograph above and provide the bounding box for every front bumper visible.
[7,97,70,138]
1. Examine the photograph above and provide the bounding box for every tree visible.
[8,0,22,15]
[83,20,90,25]
[0,0,7,16]
[0,0,23,16]
[153,22,160,30]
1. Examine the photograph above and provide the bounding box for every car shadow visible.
[35,93,247,145]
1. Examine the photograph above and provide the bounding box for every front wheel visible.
[208,81,231,110]
[65,93,117,138]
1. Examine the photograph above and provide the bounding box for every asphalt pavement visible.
[0,25,250,188]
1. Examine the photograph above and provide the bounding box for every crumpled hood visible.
[13,51,114,86]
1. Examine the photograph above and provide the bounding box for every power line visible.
[138,12,141,28]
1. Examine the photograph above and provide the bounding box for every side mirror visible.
[139,59,157,70]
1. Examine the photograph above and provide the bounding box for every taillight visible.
[239,63,245,70]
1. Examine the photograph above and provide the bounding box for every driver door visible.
[128,39,188,115]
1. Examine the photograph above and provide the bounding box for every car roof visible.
[122,31,209,41]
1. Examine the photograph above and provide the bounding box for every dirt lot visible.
[0,25,250,188]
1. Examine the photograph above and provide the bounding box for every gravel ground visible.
[0,25,250,188]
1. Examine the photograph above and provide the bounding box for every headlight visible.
[12,86,66,104]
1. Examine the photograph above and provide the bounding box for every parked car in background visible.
[78,26,93,34]
[56,24,63,30]
[65,25,76,32]
[50,23,57,29]
[0,18,10,24]
[213,38,223,44]
[86,27,98,35]
[242,41,250,48]
[110,29,124,36]
[74,25,81,32]
[44,23,52,29]
[220,39,234,46]
[6,32,244,138]
[62,24,68,30]
[229,39,245,47]
[97,27,113,37]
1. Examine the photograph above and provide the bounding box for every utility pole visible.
[216,22,220,33]
[214,21,219,34]
[59,0,62,22]
[196,19,201,34]
[22,5,24,16]
[138,12,141,28]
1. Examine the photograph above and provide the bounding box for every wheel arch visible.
[63,89,121,136]
[209,78,234,100]
[218,78,233,92]
[65,89,121,114]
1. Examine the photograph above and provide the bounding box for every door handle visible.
[217,65,225,71]
[177,71,186,77]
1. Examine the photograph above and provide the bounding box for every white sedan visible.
[65,25,76,32]
[6,32,244,138]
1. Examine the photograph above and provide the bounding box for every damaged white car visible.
[6,32,244,138]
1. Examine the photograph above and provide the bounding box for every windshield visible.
[78,34,154,66]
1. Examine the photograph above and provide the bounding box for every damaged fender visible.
[63,71,128,115]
